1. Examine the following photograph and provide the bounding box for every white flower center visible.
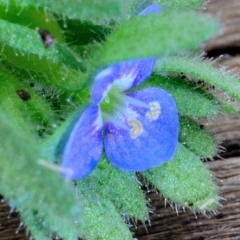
[99,74,161,139]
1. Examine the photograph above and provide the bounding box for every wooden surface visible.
[1,0,240,239]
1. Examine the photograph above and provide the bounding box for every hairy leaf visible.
[0,19,82,72]
[179,116,217,158]
[2,0,133,22]
[77,190,133,240]
[144,144,218,211]
[0,110,82,239]
[95,10,219,67]
[155,0,204,9]
[157,56,240,102]
[78,157,148,221]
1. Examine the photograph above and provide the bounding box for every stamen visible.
[146,101,161,121]
[128,119,143,138]
[117,93,149,108]
[102,112,129,131]
[104,98,140,123]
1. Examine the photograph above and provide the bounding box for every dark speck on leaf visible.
[38,29,56,48]
[16,89,31,101]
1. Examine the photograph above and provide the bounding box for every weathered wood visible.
[134,157,240,239]
[0,196,26,240]
[1,0,240,239]
[205,0,240,51]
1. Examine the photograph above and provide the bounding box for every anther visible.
[128,119,143,138]
[146,101,161,121]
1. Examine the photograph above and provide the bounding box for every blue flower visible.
[61,4,179,180]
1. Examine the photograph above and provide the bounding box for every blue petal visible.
[91,65,118,104]
[104,87,179,171]
[121,58,156,88]
[91,4,161,104]
[91,58,156,104]
[61,105,103,179]
[139,4,161,15]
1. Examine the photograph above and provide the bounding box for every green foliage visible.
[78,157,149,221]
[0,110,82,239]
[156,56,240,101]
[94,10,219,67]
[220,99,239,115]
[0,69,57,135]
[0,3,64,41]
[18,208,52,240]
[155,0,204,9]
[132,0,203,14]
[144,144,219,211]
[1,0,240,239]
[0,19,82,72]
[179,116,217,158]
[76,191,133,240]
[57,19,111,46]
[2,0,133,22]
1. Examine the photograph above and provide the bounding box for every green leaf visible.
[18,208,52,240]
[57,18,111,46]
[0,19,83,72]
[0,110,82,239]
[0,70,57,136]
[77,190,133,240]
[3,0,133,22]
[95,10,219,67]
[219,99,239,115]
[143,144,219,212]
[133,0,204,13]
[3,60,89,94]
[0,2,65,42]
[78,157,148,221]
[155,0,204,9]
[179,116,217,158]
[157,56,240,102]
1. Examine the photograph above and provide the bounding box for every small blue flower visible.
[61,4,179,180]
